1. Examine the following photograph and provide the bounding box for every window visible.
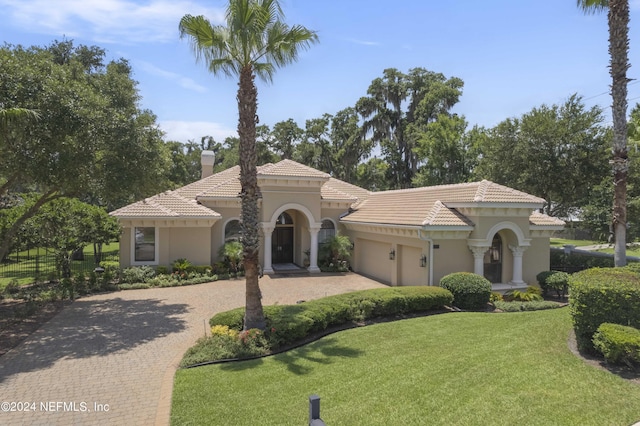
[277,212,293,225]
[225,220,242,242]
[134,227,156,262]
[318,219,335,245]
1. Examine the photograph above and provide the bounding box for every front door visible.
[272,227,294,264]
[484,234,503,283]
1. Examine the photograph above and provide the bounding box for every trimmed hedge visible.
[593,322,640,367]
[493,300,563,312]
[209,286,453,349]
[569,268,640,353]
[439,272,491,310]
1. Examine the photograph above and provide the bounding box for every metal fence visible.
[0,249,119,284]
[550,245,640,274]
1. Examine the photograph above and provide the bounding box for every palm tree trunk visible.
[609,0,630,267]
[237,65,266,330]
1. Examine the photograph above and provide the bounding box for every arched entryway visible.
[272,212,294,264]
[261,204,322,274]
[468,221,530,286]
[484,234,503,283]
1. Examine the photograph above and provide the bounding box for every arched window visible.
[318,219,335,245]
[225,220,242,242]
[276,212,293,225]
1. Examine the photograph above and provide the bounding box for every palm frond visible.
[0,108,40,132]
[576,0,608,14]
[180,0,317,82]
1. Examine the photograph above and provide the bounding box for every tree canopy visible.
[0,40,169,261]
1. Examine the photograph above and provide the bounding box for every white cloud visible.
[137,60,208,92]
[344,37,380,46]
[0,0,224,44]
[159,120,236,144]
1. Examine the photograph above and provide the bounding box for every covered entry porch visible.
[261,203,324,274]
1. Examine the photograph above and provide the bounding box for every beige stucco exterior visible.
[111,159,564,291]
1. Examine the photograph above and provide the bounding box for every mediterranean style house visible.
[110,153,564,291]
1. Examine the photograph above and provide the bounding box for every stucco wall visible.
[399,245,427,286]
[163,227,211,266]
[524,237,551,284]
[119,227,132,268]
[431,239,474,285]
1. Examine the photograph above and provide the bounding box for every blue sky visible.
[1,0,639,144]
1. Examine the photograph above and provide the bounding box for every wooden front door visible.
[272,227,294,264]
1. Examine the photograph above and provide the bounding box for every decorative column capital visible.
[261,222,275,234]
[308,223,322,233]
[508,244,528,256]
[468,246,488,258]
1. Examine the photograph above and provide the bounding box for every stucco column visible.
[261,223,275,274]
[469,246,488,276]
[308,224,321,273]
[508,245,528,285]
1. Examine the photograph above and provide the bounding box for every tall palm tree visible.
[577,0,630,266]
[179,0,317,329]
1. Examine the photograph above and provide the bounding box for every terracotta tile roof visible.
[323,178,370,204]
[111,160,368,219]
[258,159,330,178]
[342,180,545,227]
[529,211,566,227]
[175,166,241,199]
[472,180,546,204]
[110,192,220,218]
[342,186,470,226]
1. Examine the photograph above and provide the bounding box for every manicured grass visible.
[0,243,119,287]
[596,245,640,257]
[171,308,640,426]
[550,238,598,247]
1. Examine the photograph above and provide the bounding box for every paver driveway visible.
[0,274,385,425]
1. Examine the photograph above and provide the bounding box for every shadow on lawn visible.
[220,336,364,375]
[0,297,188,383]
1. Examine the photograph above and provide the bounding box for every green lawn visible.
[0,242,119,287]
[595,245,640,257]
[171,308,640,426]
[550,238,599,247]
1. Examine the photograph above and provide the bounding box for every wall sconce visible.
[389,248,396,260]
[420,254,427,268]
[350,241,355,250]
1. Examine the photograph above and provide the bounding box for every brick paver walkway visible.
[0,273,384,425]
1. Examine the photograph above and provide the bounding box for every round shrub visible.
[593,322,640,366]
[439,272,491,310]
[536,270,556,296]
[569,267,640,353]
[546,272,570,298]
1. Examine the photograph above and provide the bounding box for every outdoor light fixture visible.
[420,254,427,268]
[350,241,355,250]
[389,248,396,260]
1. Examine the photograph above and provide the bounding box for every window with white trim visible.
[134,227,156,262]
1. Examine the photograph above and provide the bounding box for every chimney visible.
[201,150,215,179]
